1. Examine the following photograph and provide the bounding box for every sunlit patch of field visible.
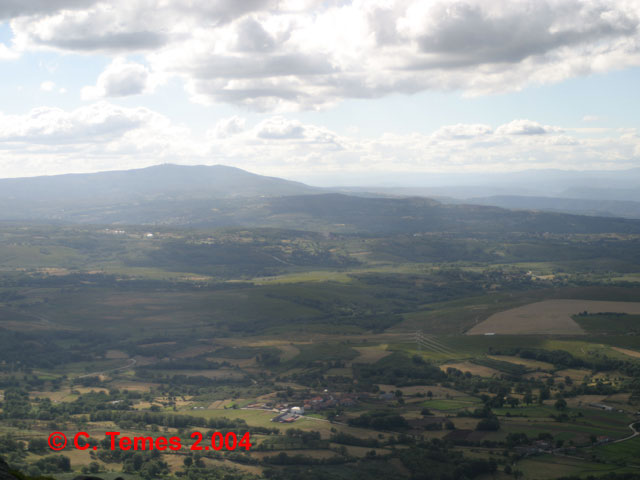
[276,344,301,361]
[540,339,630,361]
[163,453,185,473]
[29,390,78,402]
[181,408,384,440]
[204,458,263,476]
[152,369,244,380]
[105,350,128,359]
[612,346,640,358]
[449,418,481,430]
[487,355,554,371]
[252,270,353,284]
[207,400,231,409]
[468,299,640,335]
[353,345,392,364]
[565,395,608,408]
[555,368,592,382]
[110,380,157,392]
[515,454,630,480]
[609,273,640,283]
[439,362,501,377]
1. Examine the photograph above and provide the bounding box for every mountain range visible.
[2,164,640,234]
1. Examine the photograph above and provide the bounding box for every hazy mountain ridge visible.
[0,164,317,204]
[461,195,640,219]
[2,164,640,234]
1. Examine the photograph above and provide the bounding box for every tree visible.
[539,387,550,403]
[507,397,520,408]
[476,416,500,431]
[554,398,567,410]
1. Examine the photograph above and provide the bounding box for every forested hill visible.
[259,194,640,234]
[0,164,317,213]
[1,165,640,234]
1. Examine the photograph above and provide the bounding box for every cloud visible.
[82,58,152,100]
[0,103,149,144]
[255,116,305,139]
[5,0,640,110]
[10,0,277,54]
[582,115,600,122]
[404,0,637,67]
[210,116,246,139]
[0,107,637,178]
[11,4,169,53]
[0,43,19,60]
[433,123,493,139]
[495,119,561,135]
[40,81,55,92]
[0,102,202,178]
[208,118,638,178]
[0,0,95,20]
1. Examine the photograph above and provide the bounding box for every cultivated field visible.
[467,299,640,335]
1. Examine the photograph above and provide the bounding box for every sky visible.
[0,0,639,185]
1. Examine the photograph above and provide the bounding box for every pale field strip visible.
[467,299,640,335]
[613,347,640,358]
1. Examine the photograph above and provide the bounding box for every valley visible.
[0,209,639,479]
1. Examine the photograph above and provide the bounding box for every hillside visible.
[0,164,318,220]
[1,165,640,235]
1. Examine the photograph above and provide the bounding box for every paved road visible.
[612,421,639,444]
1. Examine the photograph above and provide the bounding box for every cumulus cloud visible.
[10,0,277,54]
[5,0,640,110]
[210,116,246,139]
[0,102,204,178]
[0,103,151,144]
[40,80,55,91]
[256,116,305,139]
[82,58,152,100]
[0,106,637,178]
[495,119,562,135]
[433,123,493,139]
[206,118,639,178]
[0,0,95,20]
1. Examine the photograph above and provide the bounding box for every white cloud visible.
[495,119,562,136]
[0,43,19,60]
[433,124,493,139]
[0,0,95,20]
[0,103,202,178]
[5,0,640,111]
[207,117,639,177]
[40,80,55,91]
[210,116,246,139]
[582,115,600,122]
[0,107,637,179]
[255,117,305,139]
[82,58,153,100]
